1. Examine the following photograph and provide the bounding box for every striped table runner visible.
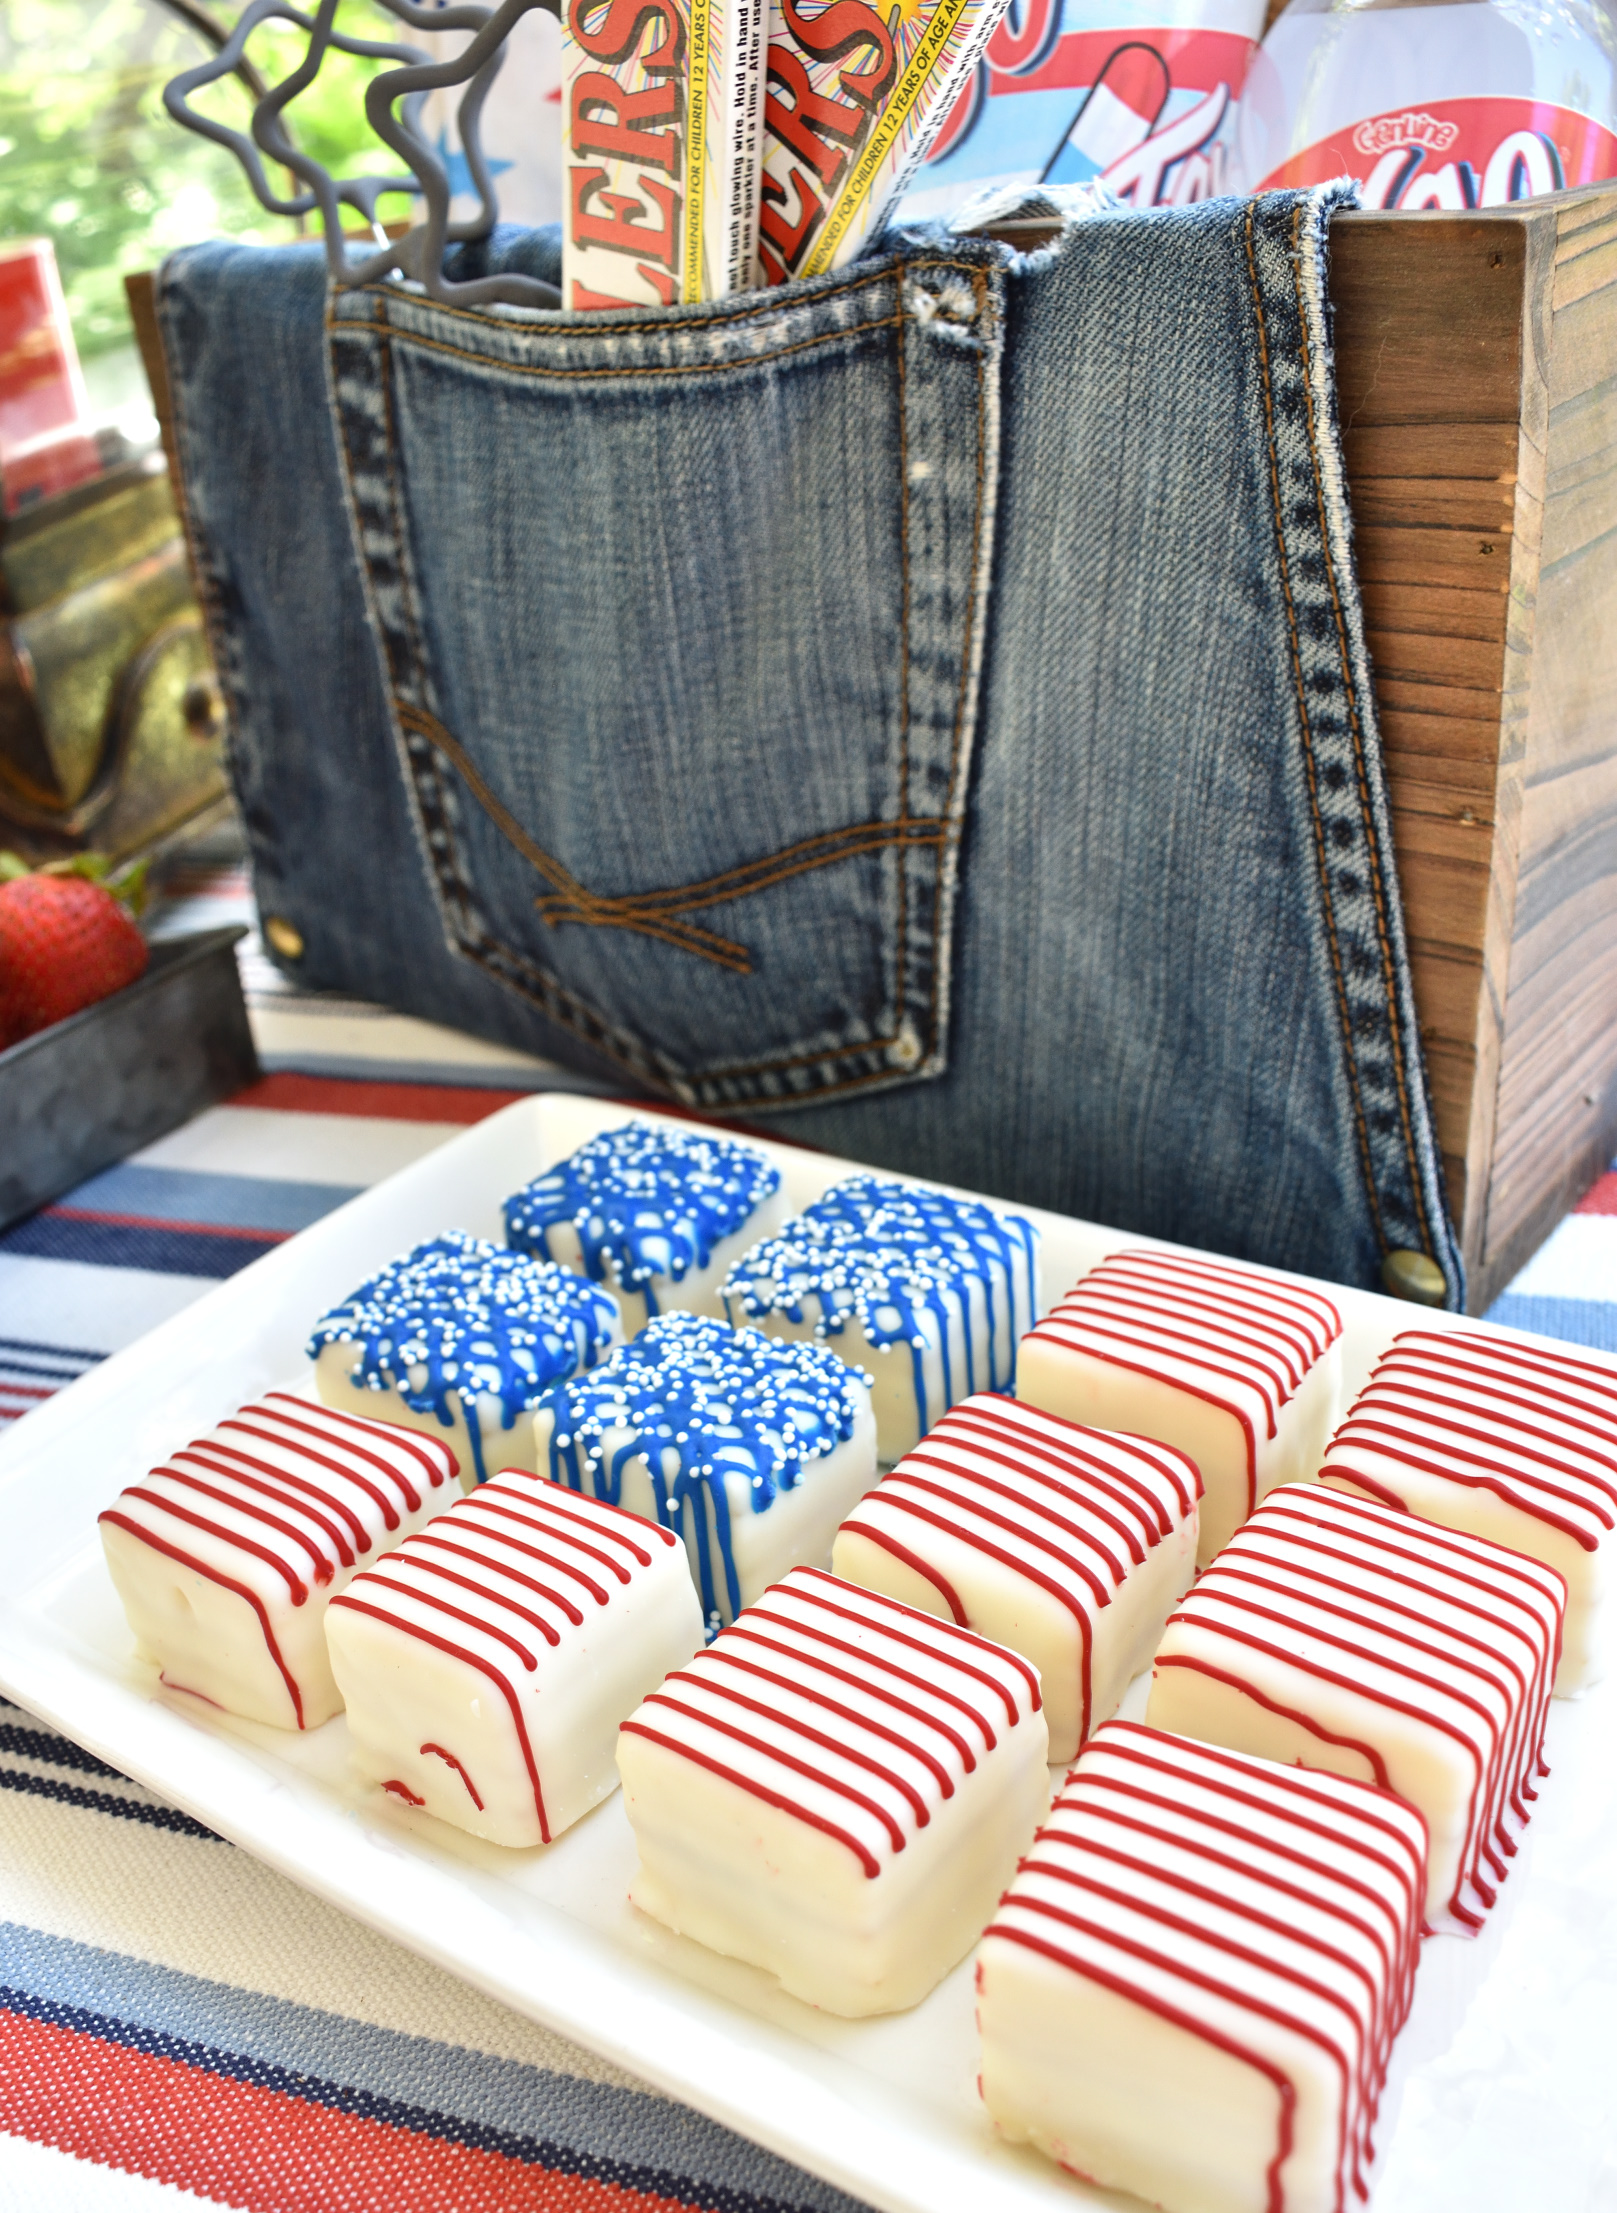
[1,861,1612,2208]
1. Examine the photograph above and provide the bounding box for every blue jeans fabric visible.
[157,187,1463,1306]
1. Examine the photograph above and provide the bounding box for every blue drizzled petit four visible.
[720,1176,1042,1462]
[308,1232,622,1488]
[533,1311,877,1635]
[504,1119,788,1336]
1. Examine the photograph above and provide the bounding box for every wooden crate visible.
[136,189,1616,1312]
[1333,180,1617,1311]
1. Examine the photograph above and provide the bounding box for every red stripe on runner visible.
[43,1206,288,1243]
[226,1074,529,1122]
[0,2007,705,2213]
[1575,1171,1617,1215]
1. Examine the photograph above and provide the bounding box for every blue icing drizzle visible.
[719,1176,1040,1441]
[538,1312,870,1634]
[307,1232,620,1484]
[503,1121,780,1316]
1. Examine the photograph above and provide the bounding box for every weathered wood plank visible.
[1350,481,1518,531]
[1365,627,1509,688]
[1360,580,1511,642]
[1374,676,1519,724]
[1342,423,1519,479]
[1331,216,1530,426]
[1354,522,1515,590]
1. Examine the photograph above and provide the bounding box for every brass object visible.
[1381,1248,1449,1306]
[0,451,229,863]
[262,914,305,960]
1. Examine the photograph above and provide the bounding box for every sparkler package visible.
[562,0,766,308]
[756,0,1013,284]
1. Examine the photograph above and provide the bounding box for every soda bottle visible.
[1240,0,1617,206]
[897,0,1268,222]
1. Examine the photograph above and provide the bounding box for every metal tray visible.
[0,924,256,1230]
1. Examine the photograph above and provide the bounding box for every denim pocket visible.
[326,249,1006,1112]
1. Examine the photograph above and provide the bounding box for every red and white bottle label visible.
[1257,96,1617,206]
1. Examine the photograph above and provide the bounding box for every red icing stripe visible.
[422,1740,485,1808]
[1065,1792,1405,2039]
[229,1413,421,1521]
[1395,1327,1617,1404]
[837,1518,970,1624]
[620,1719,880,1878]
[329,1593,549,1839]
[406,1528,586,1627]
[846,1486,1098,1739]
[97,1513,307,1728]
[1365,1360,1617,1480]
[356,1568,551,1661]
[262,1391,458,1493]
[721,1622,977,1772]
[1101,1717,1433,1965]
[1022,1865,1372,2200]
[945,1412,1178,1546]
[742,1602,999,1750]
[1043,1305,1288,1438]
[897,1452,1120,1594]
[459,1495,619,1597]
[703,1645,956,1797]
[115,1486,310,1605]
[983,1922,1297,2213]
[1075,1280,1313,1393]
[1107,1247,1343,1343]
[148,1462,337,1584]
[178,1440,366,1561]
[654,1673,926,1834]
[1324,1426,1609,1551]
[794,1566,1041,1719]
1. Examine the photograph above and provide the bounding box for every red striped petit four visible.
[831,1393,1200,1762]
[99,1393,457,1730]
[1320,1327,1616,1693]
[978,1719,1427,2213]
[616,1565,1049,2015]
[326,1471,703,1846]
[1018,1248,1344,1563]
[1147,1483,1565,1933]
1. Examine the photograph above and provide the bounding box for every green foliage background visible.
[0,0,408,362]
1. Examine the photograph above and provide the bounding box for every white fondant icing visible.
[99,1393,457,1730]
[978,1719,1427,2213]
[832,1392,1200,1762]
[1018,1247,1343,1564]
[1320,1326,1617,1694]
[325,1471,703,1845]
[1146,1483,1565,1933]
[617,1565,1049,2015]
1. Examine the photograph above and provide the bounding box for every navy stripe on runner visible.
[59,1163,362,1235]
[0,1984,838,2213]
[0,1333,108,1365]
[0,1765,221,1842]
[0,1214,276,1278]
[0,1722,125,1782]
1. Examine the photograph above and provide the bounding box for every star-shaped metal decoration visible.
[163,0,562,307]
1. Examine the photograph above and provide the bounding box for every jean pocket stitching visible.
[330,251,1003,1107]
[404,698,950,978]
[338,256,995,346]
[329,305,904,383]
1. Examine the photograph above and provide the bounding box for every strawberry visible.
[0,871,149,1047]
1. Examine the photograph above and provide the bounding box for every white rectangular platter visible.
[1,1094,1612,2213]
